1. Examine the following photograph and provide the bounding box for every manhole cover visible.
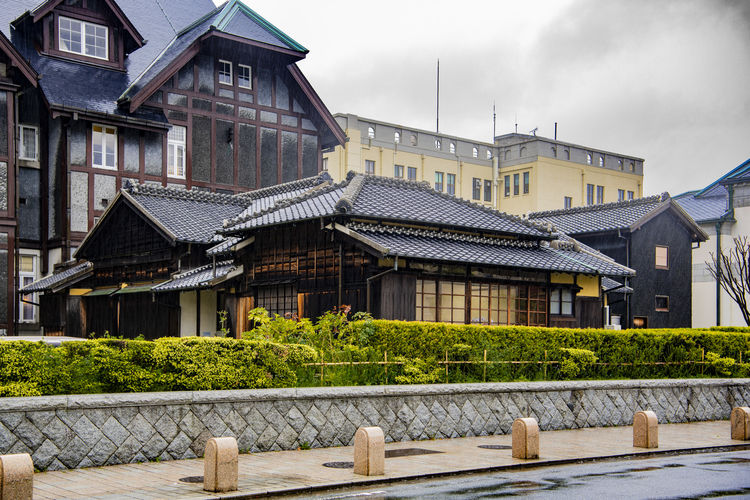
[478,444,512,450]
[179,476,204,483]
[323,461,354,469]
[386,448,444,458]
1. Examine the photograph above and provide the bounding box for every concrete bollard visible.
[731,407,750,441]
[353,426,385,476]
[0,453,34,500]
[511,417,539,459]
[633,410,658,448]
[203,437,238,493]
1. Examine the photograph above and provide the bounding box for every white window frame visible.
[18,125,38,161]
[167,125,186,179]
[237,64,252,89]
[219,60,233,86]
[59,15,108,60]
[92,124,117,170]
[19,254,38,323]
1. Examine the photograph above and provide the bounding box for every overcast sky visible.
[225,0,750,196]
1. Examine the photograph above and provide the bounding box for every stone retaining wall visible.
[0,379,748,471]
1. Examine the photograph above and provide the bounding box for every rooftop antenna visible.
[492,102,496,141]
[436,59,440,133]
[529,127,538,136]
[514,113,517,134]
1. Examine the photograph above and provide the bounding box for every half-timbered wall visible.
[143,41,321,193]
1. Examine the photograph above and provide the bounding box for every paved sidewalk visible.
[33,420,748,499]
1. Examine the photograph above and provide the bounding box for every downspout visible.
[366,257,398,314]
[715,184,735,326]
[618,229,631,328]
[715,221,722,326]
[493,156,499,209]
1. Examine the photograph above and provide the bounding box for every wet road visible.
[288,450,750,499]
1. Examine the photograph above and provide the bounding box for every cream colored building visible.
[325,114,644,215]
[675,159,750,327]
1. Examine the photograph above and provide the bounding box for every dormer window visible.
[59,16,108,60]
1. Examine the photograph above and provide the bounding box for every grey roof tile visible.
[223,173,551,238]
[20,261,92,293]
[528,194,669,235]
[673,193,729,223]
[125,183,247,244]
[153,261,235,292]
[346,223,634,277]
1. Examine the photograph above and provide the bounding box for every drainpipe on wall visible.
[715,184,736,326]
[618,229,631,328]
[715,220,722,326]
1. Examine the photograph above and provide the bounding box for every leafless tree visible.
[707,236,750,326]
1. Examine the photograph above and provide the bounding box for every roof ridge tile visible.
[222,178,347,230]
[528,192,670,219]
[125,182,248,206]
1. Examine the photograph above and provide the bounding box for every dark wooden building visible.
[3,0,344,335]
[27,172,636,337]
[218,173,635,330]
[23,174,330,338]
[529,194,707,328]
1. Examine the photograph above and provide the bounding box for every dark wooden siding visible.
[238,221,372,319]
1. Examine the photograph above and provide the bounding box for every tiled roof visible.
[345,223,634,277]
[673,193,729,223]
[231,172,332,219]
[602,276,633,294]
[20,261,92,293]
[528,194,669,235]
[224,172,551,238]
[152,261,235,292]
[124,183,247,244]
[120,0,306,103]
[206,236,241,256]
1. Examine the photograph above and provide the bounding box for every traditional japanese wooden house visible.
[219,172,636,330]
[22,174,331,338]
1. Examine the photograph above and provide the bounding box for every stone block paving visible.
[32,420,749,499]
[1,381,748,471]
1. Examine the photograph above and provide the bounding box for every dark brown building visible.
[2,0,344,335]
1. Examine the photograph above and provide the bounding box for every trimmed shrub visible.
[0,337,316,396]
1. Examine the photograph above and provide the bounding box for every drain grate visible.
[478,444,513,450]
[323,461,354,469]
[386,448,444,458]
[179,476,204,483]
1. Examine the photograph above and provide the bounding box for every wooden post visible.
[544,350,547,380]
[384,351,388,384]
[483,349,487,382]
[445,350,449,383]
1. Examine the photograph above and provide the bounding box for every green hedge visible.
[325,321,750,383]
[0,337,317,397]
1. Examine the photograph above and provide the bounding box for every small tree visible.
[707,236,750,325]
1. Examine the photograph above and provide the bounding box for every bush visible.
[0,337,316,396]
